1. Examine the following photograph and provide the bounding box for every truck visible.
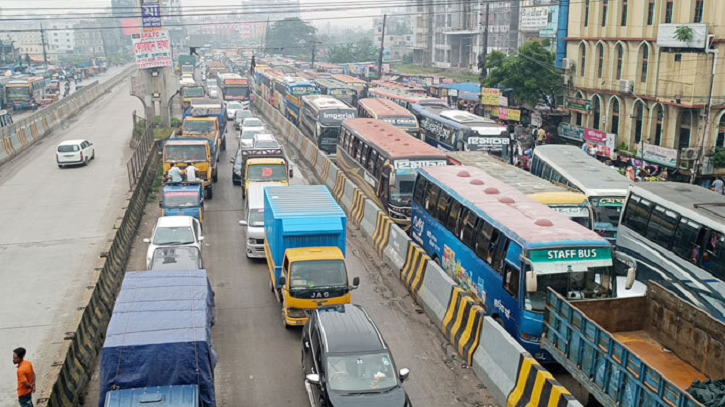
[239,146,292,198]
[264,185,359,327]
[99,270,216,407]
[178,54,197,76]
[543,281,724,407]
[163,139,215,199]
[181,86,205,110]
[160,183,205,224]
[183,99,228,152]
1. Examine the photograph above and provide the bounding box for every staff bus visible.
[448,152,593,229]
[368,87,447,111]
[530,145,633,242]
[411,165,624,361]
[617,182,725,321]
[299,95,356,155]
[338,118,447,227]
[357,98,419,137]
[6,77,45,110]
[282,77,319,125]
[216,73,250,106]
[313,78,359,106]
[331,74,368,97]
[411,104,510,159]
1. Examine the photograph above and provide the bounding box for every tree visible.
[265,18,317,57]
[483,40,563,110]
[325,38,379,63]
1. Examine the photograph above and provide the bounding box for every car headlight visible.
[286,308,307,318]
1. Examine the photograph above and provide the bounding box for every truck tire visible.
[222,137,226,151]
[213,171,218,183]
[205,187,213,199]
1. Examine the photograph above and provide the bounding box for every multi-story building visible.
[411,0,433,65]
[47,21,76,58]
[1,22,46,62]
[73,20,106,57]
[564,0,725,175]
[373,14,414,62]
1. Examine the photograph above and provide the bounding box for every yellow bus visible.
[6,77,45,110]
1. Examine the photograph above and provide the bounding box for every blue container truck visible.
[99,270,217,407]
[263,185,359,327]
[543,281,724,407]
[104,385,199,407]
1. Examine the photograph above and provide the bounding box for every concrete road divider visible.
[319,156,331,183]
[383,224,410,271]
[325,161,339,191]
[507,356,579,407]
[400,244,428,300]
[441,288,484,366]
[340,179,356,213]
[350,189,366,228]
[418,262,456,327]
[372,212,394,256]
[333,172,347,201]
[360,199,380,238]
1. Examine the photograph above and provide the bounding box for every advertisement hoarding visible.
[132,30,172,69]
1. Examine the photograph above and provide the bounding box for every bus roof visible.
[447,152,586,202]
[343,118,446,160]
[369,87,447,106]
[533,145,633,196]
[332,74,367,84]
[217,73,243,80]
[302,94,353,110]
[630,182,725,231]
[314,78,356,91]
[358,98,416,118]
[421,165,609,248]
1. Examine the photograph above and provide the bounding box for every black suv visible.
[302,304,411,407]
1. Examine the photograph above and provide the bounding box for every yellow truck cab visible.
[162,139,215,199]
[243,157,291,198]
[181,86,205,109]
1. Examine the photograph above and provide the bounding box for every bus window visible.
[542,164,552,181]
[673,218,703,263]
[353,137,362,159]
[474,221,492,261]
[446,200,461,233]
[436,191,451,224]
[492,235,508,273]
[413,177,428,206]
[646,205,679,248]
[425,182,440,213]
[460,209,477,247]
[622,196,652,235]
[360,144,369,167]
[503,263,520,299]
[367,150,378,173]
[374,155,384,178]
[704,231,725,279]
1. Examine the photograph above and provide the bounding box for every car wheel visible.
[58,164,63,168]
[92,150,96,160]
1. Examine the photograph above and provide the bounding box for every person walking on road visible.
[711,177,723,195]
[185,162,198,182]
[13,347,35,407]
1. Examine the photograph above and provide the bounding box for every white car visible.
[208,87,219,98]
[56,139,95,167]
[239,118,265,148]
[143,216,204,269]
[252,133,280,149]
[226,102,244,120]
[235,109,254,129]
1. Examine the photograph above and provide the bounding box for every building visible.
[47,21,76,58]
[411,0,433,65]
[73,20,106,58]
[563,0,725,176]
[373,14,414,62]
[0,22,46,62]
[518,0,559,53]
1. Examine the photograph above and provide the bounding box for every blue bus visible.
[411,165,624,361]
[283,78,319,125]
[409,104,510,161]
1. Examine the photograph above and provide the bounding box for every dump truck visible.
[543,281,724,407]
[264,185,359,327]
[163,139,214,199]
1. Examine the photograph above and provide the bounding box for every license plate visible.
[64,154,75,157]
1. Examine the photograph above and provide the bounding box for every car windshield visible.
[163,191,199,207]
[248,208,264,227]
[254,140,279,149]
[289,260,347,289]
[165,145,207,162]
[150,247,201,271]
[242,129,263,140]
[244,118,263,127]
[236,111,254,120]
[326,351,399,392]
[247,164,287,182]
[227,102,243,110]
[152,226,195,245]
[58,145,80,153]
[183,121,215,134]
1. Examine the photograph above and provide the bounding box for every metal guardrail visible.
[126,124,155,190]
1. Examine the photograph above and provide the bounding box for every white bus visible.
[617,182,725,321]
[530,145,633,242]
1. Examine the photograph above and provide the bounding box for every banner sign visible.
[492,107,521,122]
[565,97,591,113]
[584,128,617,156]
[141,3,162,32]
[521,6,549,30]
[558,123,584,142]
[481,88,501,106]
[132,31,172,69]
[638,143,679,168]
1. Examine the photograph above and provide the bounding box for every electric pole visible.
[479,2,489,80]
[377,14,387,80]
[40,22,48,68]
[311,41,317,69]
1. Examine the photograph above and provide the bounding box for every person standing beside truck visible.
[13,347,35,407]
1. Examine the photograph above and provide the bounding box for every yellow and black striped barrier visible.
[400,244,428,301]
[350,189,366,227]
[507,356,576,407]
[333,173,347,201]
[442,288,485,366]
[321,159,331,182]
[372,211,393,256]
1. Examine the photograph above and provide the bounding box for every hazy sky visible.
[0,0,380,29]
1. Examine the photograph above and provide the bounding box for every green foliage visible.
[265,18,318,57]
[674,26,694,42]
[482,41,563,109]
[325,38,379,64]
[714,148,725,168]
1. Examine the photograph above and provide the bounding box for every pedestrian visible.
[166,163,183,183]
[13,347,35,407]
[711,177,723,195]
[185,162,198,182]
[537,126,546,145]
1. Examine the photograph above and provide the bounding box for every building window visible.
[576,112,583,126]
[584,0,590,26]
[621,0,628,25]
[611,98,620,134]
[694,0,704,23]
[580,44,586,77]
[640,45,649,83]
[678,110,695,150]
[602,0,609,26]
[592,96,601,130]
[615,44,624,79]
[717,115,725,148]
[633,102,645,144]
[597,43,604,79]
[665,0,674,23]
[653,105,664,145]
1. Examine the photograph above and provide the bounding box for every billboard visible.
[521,6,549,31]
[132,30,172,69]
[141,3,162,32]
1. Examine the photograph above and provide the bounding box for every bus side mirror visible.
[278,276,286,287]
[525,271,537,293]
[625,267,636,290]
[289,169,294,178]
[352,276,360,288]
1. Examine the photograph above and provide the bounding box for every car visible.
[231,148,243,185]
[208,87,218,99]
[239,119,265,148]
[143,216,204,269]
[180,77,195,87]
[149,246,203,271]
[56,139,95,167]
[234,109,254,129]
[226,101,244,120]
[252,133,280,149]
[302,304,411,407]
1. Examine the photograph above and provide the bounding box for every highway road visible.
[82,107,498,406]
[0,79,141,406]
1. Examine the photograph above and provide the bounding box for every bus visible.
[411,104,510,159]
[313,78,359,106]
[331,74,368,97]
[357,98,419,137]
[368,87,447,111]
[216,73,250,105]
[530,145,633,242]
[448,152,593,229]
[0,110,13,129]
[257,69,287,111]
[299,95,356,155]
[410,165,622,361]
[338,118,448,227]
[617,182,725,321]
[283,78,319,125]
[5,77,45,110]
[371,80,427,95]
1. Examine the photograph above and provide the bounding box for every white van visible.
[238,182,284,258]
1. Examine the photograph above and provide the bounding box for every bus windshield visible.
[183,88,204,98]
[391,171,416,206]
[550,206,592,229]
[290,86,316,96]
[591,197,624,228]
[225,86,249,97]
[319,127,340,153]
[6,87,29,98]
[525,267,614,312]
